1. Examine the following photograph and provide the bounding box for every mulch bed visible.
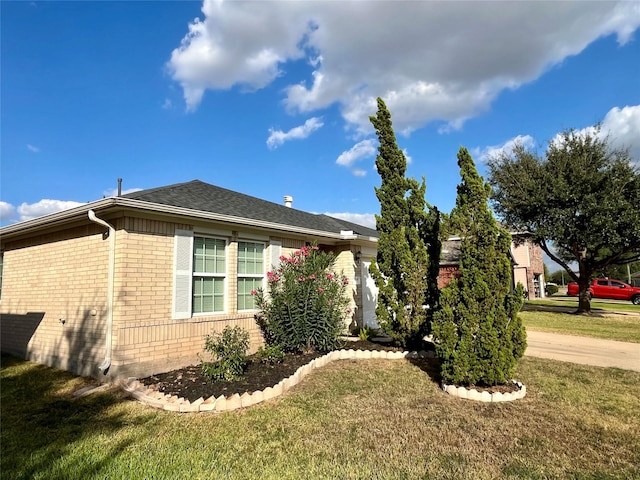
[139,340,403,403]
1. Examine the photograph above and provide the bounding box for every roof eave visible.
[0,197,378,243]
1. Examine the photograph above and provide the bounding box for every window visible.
[237,241,264,310]
[597,280,608,286]
[193,237,226,314]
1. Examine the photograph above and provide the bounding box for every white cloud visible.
[550,104,640,164]
[17,199,85,222]
[595,104,640,163]
[402,149,412,165]
[0,201,16,222]
[102,187,143,197]
[476,135,536,164]
[168,1,640,132]
[336,139,376,167]
[266,117,323,149]
[325,212,376,230]
[352,169,367,177]
[26,144,40,153]
[162,98,172,110]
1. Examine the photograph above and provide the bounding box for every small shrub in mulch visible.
[139,340,403,403]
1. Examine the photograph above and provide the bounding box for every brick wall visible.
[0,224,109,377]
[1,215,371,380]
[438,265,460,289]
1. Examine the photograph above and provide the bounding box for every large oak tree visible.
[488,128,640,313]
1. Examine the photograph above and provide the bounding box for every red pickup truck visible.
[567,278,640,305]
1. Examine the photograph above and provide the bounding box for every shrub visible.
[351,325,379,341]
[200,325,250,382]
[254,244,350,353]
[545,283,559,296]
[432,148,527,387]
[255,344,286,364]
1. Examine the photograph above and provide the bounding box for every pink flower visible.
[347,308,352,314]
[343,278,349,285]
[300,246,309,256]
[311,245,319,251]
[318,287,324,293]
[309,274,316,280]
[326,273,334,280]
[279,255,287,261]
[250,289,257,296]
[298,277,306,282]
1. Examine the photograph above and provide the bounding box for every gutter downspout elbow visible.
[88,210,115,374]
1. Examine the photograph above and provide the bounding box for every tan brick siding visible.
[1,216,371,379]
[0,224,109,377]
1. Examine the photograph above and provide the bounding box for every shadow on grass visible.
[1,353,156,480]
[407,356,443,387]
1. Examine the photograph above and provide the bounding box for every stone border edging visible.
[119,348,435,413]
[442,381,526,402]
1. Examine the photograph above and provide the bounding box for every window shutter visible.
[173,229,193,320]
[269,240,282,272]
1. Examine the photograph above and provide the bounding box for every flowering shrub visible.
[253,245,350,353]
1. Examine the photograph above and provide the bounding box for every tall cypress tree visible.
[369,98,440,349]
[432,147,526,386]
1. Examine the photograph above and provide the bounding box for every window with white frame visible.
[237,241,264,310]
[192,236,226,314]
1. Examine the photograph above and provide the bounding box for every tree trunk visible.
[576,278,591,314]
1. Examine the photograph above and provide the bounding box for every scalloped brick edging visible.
[120,348,435,413]
[441,381,526,402]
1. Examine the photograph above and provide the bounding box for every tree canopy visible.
[488,128,640,312]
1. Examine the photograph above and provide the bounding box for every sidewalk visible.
[525,330,640,372]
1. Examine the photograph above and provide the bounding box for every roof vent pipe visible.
[117,178,122,197]
[284,195,293,208]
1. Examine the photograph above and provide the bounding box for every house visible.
[0,180,378,380]
[438,234,546,299]
[0,179,546,380]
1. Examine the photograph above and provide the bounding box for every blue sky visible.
[2,1,639,235]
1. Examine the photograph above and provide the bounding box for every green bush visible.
[254,244,350,353]
[200,326,250,382]
[255,344,286,364]
[545,283,559,295]
[432,148,527,387]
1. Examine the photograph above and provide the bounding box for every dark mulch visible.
[139,339,403,403]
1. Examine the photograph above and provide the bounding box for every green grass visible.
[521,310,640,343]
[528,296,640,314]
[2,353,640,479]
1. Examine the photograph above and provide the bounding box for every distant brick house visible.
[0,180,378,380]
[438,235,546,299]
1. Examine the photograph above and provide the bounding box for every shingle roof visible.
[122,180,379,238]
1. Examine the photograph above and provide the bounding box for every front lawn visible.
[521,310,640,343]
[2,353,639,479]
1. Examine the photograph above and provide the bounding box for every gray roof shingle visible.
[123,180,379,238]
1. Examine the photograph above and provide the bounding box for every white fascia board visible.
[0,198,116,237]
[0,196,380,244]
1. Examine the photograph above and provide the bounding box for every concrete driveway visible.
[525,330,640,372]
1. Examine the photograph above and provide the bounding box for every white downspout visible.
[88,210,115,374]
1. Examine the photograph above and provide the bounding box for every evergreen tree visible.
[432,147,526,386]
[369,98,440,349]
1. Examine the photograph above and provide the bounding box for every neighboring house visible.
[438,235,546,299]
[631,271,640,288]
[0,180,378,380]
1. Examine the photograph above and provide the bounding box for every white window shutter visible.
[269,240,282,272]
[173,229,193,320]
